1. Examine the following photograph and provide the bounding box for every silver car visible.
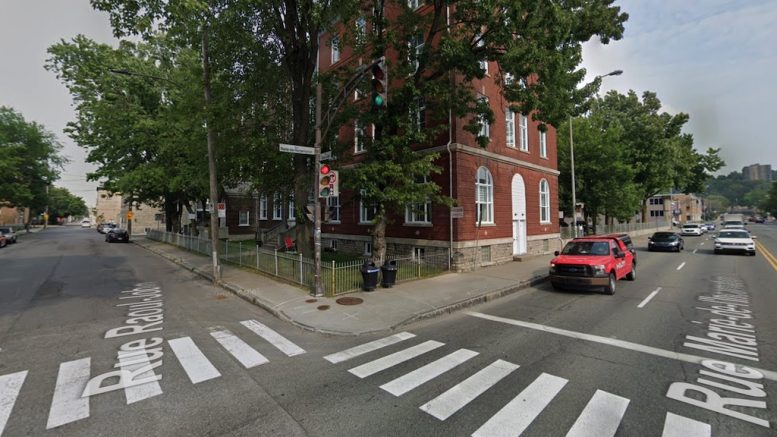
[0,227,17,244]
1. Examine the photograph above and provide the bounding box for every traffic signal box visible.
[371,58,387,109]
[319,164,339,198]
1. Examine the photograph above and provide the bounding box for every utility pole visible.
[202,25,221,283]
[312,82,324,297]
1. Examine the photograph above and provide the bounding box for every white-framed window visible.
[359,191,377,223]
[408,0,420,9]
[330,239,338,250]
[519,113,528,151]
[355,123,373,153]
[409,33,424,73]
[505,109,515,148]
[479,97,490,139]
[476,34,487,74]
[364,242,373,256]
[415,97,426,131]
[327,196,341,222]
[239,210,250,226]
[355,17,367,45]
[331,37,340,64]
[475,166,494,224]
[539,130,547,158]
[539,179,550,223]
[259,195,268,220]
[405,177,431,224]
[413,247,425,260]
[504,72,514,86]
[287,195,295,222]
[273,193,283,220]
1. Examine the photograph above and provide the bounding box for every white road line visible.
[210,329,269,369]
[0,371,28,436]
[47,358,91,429]
[325,332,416,364]
[348,340,444,379]
[118,350,163,404]
[472,373,567,437]
[676,262,686,271]
[699,242,704,246]
[380,349,478,397]
[168,337,221,384]
[693,249,698,254]
[420,359,519,421]
[565,389,629,437]
[637,287,662,308]
[466,311,777,382]
[661,412,711,437]
[240,320,305,357]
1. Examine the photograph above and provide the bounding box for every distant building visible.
[94,188,164,235]
[639,193,703,225]
[742,163,772,181]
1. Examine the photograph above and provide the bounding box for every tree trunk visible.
[293,183,314,258]
[372,213,387,265]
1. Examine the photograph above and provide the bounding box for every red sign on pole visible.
[217,202,226,218]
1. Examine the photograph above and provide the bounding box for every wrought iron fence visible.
[146,230,449,296]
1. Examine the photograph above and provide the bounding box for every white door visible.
[511,174,527,255]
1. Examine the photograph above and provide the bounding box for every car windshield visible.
[561,241,610,256]
[0,227,10,232]
[652,233,676,241]
[682,225,698,229]
[719,231,750,239]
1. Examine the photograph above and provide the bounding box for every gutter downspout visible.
[446,3,454,271]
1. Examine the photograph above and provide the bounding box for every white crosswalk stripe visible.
[472,372,568,437]
[46,358,91,429]
[0,370,28,437]
[325,332,416,364]
[349,340,445,379]
[661,412,711,437]
[381,349,478,397]
[169,337,221,384]
[565,389,629,437]
[420,359,519,421]
[240,320,306,357]
[117,349,164,404]
[210,329,269,368]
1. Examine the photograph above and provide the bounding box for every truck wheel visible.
[626,263,636,281]
[604,273,616,295]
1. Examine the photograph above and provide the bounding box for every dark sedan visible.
[105,228,130,243]
[647,232,684,252]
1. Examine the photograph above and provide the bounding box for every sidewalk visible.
[134,238,552,335]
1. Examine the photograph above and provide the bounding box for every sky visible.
[1,1,776,208]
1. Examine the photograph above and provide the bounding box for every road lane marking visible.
[349,341,444,378]
[420,359,519,421]
[210,329,269,369]
[0,371,27,436]
[756,240,777,271]
[240,320,305,357]
[466,312,777,381]
[380,349,478,396]
[676,262,686,271]
[693,249,698,254]
[118,348,163,404]
[566,389,629,437]
[661,412,711,437]
[637,287,662,308]
[472,373,567,437]
[325,332,416,364]
[168,337,221,384]
[46,358,91,429]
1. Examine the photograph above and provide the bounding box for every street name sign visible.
[451,207,464,218]
[279,143,315,155]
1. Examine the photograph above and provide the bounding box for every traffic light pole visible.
[312,82,324,297]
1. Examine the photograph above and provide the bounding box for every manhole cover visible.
[317,305,330,311]
[305,299,318,303]
[336,297,364,306]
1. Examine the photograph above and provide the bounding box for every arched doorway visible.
[511,174,527,255]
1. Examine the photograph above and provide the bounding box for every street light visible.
[569,69,622,238]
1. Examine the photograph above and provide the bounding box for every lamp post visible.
[570,69,622,238]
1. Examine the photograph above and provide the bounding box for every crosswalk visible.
[325,332,714,437]
[0,319,305,436]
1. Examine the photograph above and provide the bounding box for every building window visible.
[408,0,420,9]
[355,123,373,153]
[476,34,487,74]
[479,97,490,139]
[475,166,494,224]
[239,210,250,226]
[539,179,550,223]
[287,195,295,222]
[364,242,372,256]
[413,247,425,260]
[519,114,528,151]
[355,17,367,45]
[360,192,377,223]
[273,193,283,220]
[331,37,340,64]
[539,130,547,158]
[406,177,431,224]
[330,239,338,250]
[259,195,268,220]
[415,97,426,131]
[480,246,491,263]
[504,72,514,86]
[327,196,341,222]
[505,109,515,148]
[409,33,424,73]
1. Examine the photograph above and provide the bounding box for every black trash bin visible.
[360,260,380,291]
[381,260,398,288]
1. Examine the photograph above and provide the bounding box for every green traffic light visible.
[374,95,384,106]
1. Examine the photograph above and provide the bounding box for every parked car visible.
[105,228,129,243]
[580,233,637,264]
[0,227,17,244]
[81,219,92,228]
[714,230,756,256]
[647,232,684,252]
[0,232,6,248]
[722,220,746,230]
[703,223,716,232]
[98,223,117,234]
[549,236,636,295]
[681,223,704,236]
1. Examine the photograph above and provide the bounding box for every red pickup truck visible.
[549,236,636,294]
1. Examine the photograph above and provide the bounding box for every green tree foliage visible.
[704,194,730,219]
[761,182,777,216]
[706,171,771,209]
[0,107,65,218]
[47,186,89,219]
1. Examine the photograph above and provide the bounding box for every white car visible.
[80,219,92,228]
[681,224,703,236]
[714,230,756,256]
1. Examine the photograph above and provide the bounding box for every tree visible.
[47,186,89,219]
[761,182,777,216]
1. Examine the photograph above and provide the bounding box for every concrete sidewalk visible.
[134,238,552,335]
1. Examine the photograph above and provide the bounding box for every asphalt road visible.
[1,224,776,436]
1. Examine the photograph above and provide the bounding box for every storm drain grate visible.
[335,297,363,306]
[305,299,318,303]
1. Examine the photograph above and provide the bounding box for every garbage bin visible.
[381,260,398,288]
[360,260,380,291]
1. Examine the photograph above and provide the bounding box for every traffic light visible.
[319,164,339,198]
[371,58,387,109]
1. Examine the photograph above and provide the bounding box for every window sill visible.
[476,223,496,227]
[325,220,341,224]
[404,222,432,227]
[238,224,250,227]
[354,149,366,155]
